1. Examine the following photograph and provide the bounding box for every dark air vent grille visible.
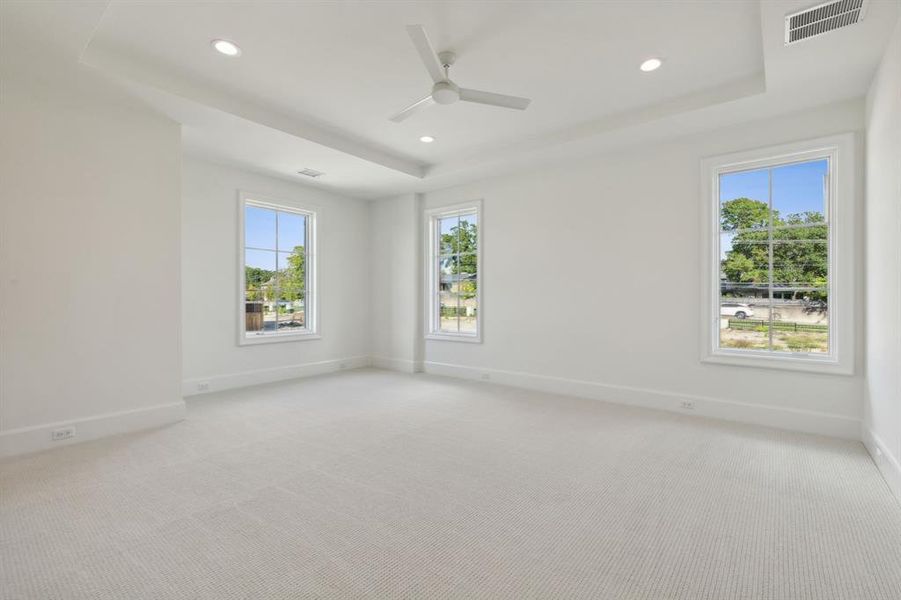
[785,0,867,45]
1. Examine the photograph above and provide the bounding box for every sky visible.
[719,158,827,257]
[439,213,478,239]
[719,158,827,219]
[244,206,306,272]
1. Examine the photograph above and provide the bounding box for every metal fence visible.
[728,319,828,332]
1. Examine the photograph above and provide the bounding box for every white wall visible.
[0,70,183,456]
[181,158,371,394]
[369,193,423,372]
[863,19,901,500]
[369,99,867,439]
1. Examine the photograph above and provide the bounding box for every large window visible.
[239,193,317,344]
[701,134,855,374]
[426,202,481,342]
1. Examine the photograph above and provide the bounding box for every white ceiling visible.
[3,0,899,199]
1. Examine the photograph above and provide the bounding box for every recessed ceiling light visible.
[640,58,662,72]
[212,39,241,57]
[419,136,435,143]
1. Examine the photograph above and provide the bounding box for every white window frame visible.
[700,133,856,375]
[238,191,319,345]
[425,200,483,343]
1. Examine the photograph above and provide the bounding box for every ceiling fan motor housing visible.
[432,80,460,104]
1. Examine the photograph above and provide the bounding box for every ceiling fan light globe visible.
[432,81,460,105]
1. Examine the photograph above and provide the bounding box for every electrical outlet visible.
[679,400,695,410]
[51,426,76,441]
[197,381,210,392]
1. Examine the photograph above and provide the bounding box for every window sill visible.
[239,332,321,346]
[426,332,482,344]
[702,351,852,376]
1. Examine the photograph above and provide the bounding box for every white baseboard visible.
[421,361,861,440]
[0,401,186,459]
[371,356,422,373]
[182,355,372,396]
[862,428,901,504]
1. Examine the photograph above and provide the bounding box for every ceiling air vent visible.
[785,0,868,45]
[297,168,324,178]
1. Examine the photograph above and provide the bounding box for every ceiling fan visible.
[389,25,532,123]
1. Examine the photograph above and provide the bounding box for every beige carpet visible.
[2,369,901,599]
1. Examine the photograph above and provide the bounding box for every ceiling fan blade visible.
[406,25,445,83]
[389,94,435,122]
[459,88,531,111]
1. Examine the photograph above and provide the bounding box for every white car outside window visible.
[720,303,754,319]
